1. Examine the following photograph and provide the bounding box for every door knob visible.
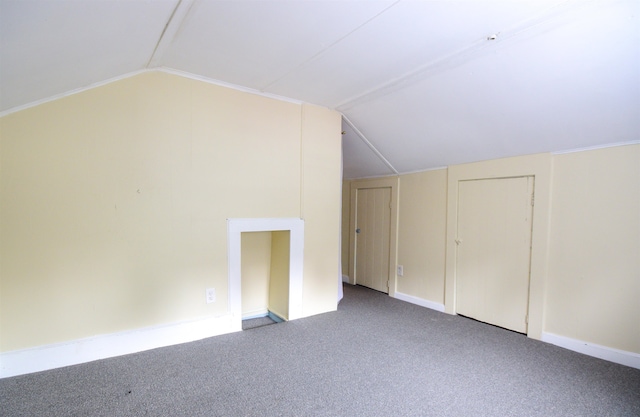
[356,228,361,234]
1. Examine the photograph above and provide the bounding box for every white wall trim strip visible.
[551,140,640,155]
[0,68,305,118]
[0,314,236,379]
[0,69,150,118]
[394,291,445,313]
[158,68,305,105]
[541,332,640,370]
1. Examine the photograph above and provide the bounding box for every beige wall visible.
[396,169,448,302]
[341,180,351,277]
[343,145,638,355]
[0,71,342,352]
[300,105,342,317]
[546,145,640,353]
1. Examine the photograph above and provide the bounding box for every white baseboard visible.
[541,332,640,370]
[394,292,445,313]
[342,274,349,283]
[0,314,238,379]
[242,309,269,320]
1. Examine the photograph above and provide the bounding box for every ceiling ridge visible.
[147,0,196,68]
[335,0,593,111]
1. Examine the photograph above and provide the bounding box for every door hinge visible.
[531,192,535,207]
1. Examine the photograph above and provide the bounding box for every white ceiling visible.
[1,0,638,179]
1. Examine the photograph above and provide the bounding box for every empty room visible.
[1,1,638,416]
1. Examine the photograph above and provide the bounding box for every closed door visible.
[355,187,391,293]
[455,176,534,333]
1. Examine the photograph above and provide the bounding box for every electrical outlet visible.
[397,265,404,276]
[206,288,216,304]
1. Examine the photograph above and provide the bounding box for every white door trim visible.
[227,218,305,331]
[348,177,399,296]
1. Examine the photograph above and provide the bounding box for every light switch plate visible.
[206,288,216,304]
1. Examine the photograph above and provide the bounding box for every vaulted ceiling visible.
[1,0,638,178]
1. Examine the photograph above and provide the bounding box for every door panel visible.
[455,177,534,333]
[355,187,391,293]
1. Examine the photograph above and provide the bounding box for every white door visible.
[355,187,392,293]
[455,176,534,333]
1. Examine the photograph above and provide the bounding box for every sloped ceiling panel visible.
[267,0,563,108]
[160,0,396,92]
[0,0,177,111]
[342,119,396,179]
[340,0,640,175]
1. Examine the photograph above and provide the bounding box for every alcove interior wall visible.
[241,231,290,321]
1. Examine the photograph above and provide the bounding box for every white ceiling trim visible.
[347,141,640,179]
[0,67,309,118]
[0,69,150,118]
[550,140,640,155]
[157,67,306,105]
[391,165,449,177]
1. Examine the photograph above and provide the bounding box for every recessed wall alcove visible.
[227,218,304,331]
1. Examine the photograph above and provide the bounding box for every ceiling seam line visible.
[342,115,398,175]
[260,0,402,91]
[147,0,182,68]
[147,0,196,68]
[334,0,584,111]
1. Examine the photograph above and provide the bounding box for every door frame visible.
[445,154,552,339]
[227,218,304,331]
[348,176,399,297]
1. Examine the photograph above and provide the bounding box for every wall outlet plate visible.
[397,265,403,276]
[206,288,216,304]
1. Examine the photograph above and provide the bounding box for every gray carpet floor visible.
[242,316,277,330]
[1,284,639,416]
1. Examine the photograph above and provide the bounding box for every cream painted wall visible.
[344,147,638,356]
[0,71,342,352]
[396,169,447,303]
[240,231,290,320]
[341,180,351,278]
[300,105,342,316]
[546,145,640,353]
